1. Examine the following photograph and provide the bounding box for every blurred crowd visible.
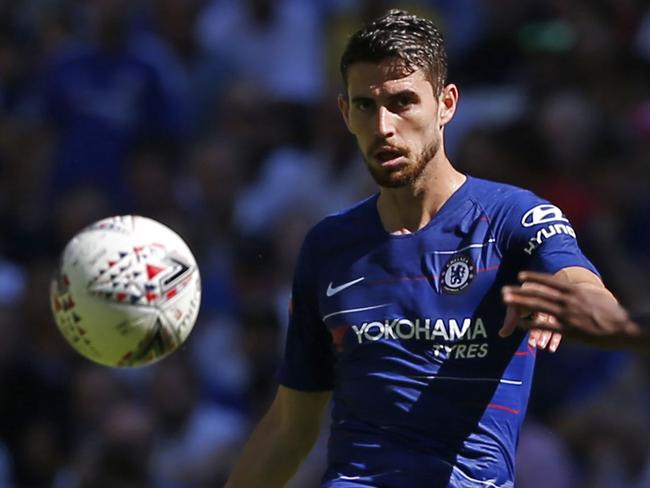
[0,0,649,486]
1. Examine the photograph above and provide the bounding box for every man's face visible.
[339,58,453,188]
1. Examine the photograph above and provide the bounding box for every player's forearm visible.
[224,412,318,488]
[565,284,650,350]
[501,270,650,352]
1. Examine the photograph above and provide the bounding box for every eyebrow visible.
[350,89,419,103]
[350,96,374,104]
[388,89,419,101]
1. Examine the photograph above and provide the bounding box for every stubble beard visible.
[365,136,440,189]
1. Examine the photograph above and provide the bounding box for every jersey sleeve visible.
[498,190,599,275]
[277,230,335,391]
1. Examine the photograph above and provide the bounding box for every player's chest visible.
[317,218,502,330]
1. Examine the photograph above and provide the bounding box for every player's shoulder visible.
[302,194,379,250]
[467,177,540,205]
[465,177,577,246]
[466,177,548,215]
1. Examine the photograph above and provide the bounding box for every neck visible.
[377,157,466,234]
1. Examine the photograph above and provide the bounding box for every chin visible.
[373,172,414,189]
[369,164,419,187]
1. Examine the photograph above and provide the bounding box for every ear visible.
[438,83,459,127]
[338,93,352,132]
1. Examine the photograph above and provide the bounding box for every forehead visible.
[346,58,433,97]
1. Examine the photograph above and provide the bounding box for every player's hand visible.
[499,277,563,352]
[527,314,563,352]
[499,271,636,343]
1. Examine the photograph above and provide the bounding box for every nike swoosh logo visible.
[326,277,365,297]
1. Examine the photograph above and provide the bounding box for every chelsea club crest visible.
[440,255,475,294]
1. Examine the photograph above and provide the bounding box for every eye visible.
[353,98,374,112]
[394,95,414,110]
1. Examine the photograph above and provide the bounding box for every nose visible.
[376,105,395,138]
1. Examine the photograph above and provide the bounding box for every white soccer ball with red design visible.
[50,215,201,367]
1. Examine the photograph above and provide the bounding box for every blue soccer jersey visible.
[278,176,598,488]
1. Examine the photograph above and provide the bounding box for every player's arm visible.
[496,192,622,352]
[499,269,649,351]
[225,385,331,488]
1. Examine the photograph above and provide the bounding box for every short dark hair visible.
[340,9,448,94]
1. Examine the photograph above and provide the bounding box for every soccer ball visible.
[50,215,201,367]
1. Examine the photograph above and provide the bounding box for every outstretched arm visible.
[225,386,331,488]
[499,270,648,351]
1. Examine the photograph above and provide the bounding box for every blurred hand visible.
[500,277,563,352]
[499,271,638,346]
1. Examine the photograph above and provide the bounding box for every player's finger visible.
[528,328,541,348]
[536,328,554,350]
[499,304,520,338]
[502,288,564,317]
[528,314,564,332]
[518,271,572,292]
[548,331,563,353]
[529,312,557,349]
[519,281,565,300]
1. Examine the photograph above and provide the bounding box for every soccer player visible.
[225,9,620,488]
[500,271,650,352]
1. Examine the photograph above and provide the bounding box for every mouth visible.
[374,147,406,167]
